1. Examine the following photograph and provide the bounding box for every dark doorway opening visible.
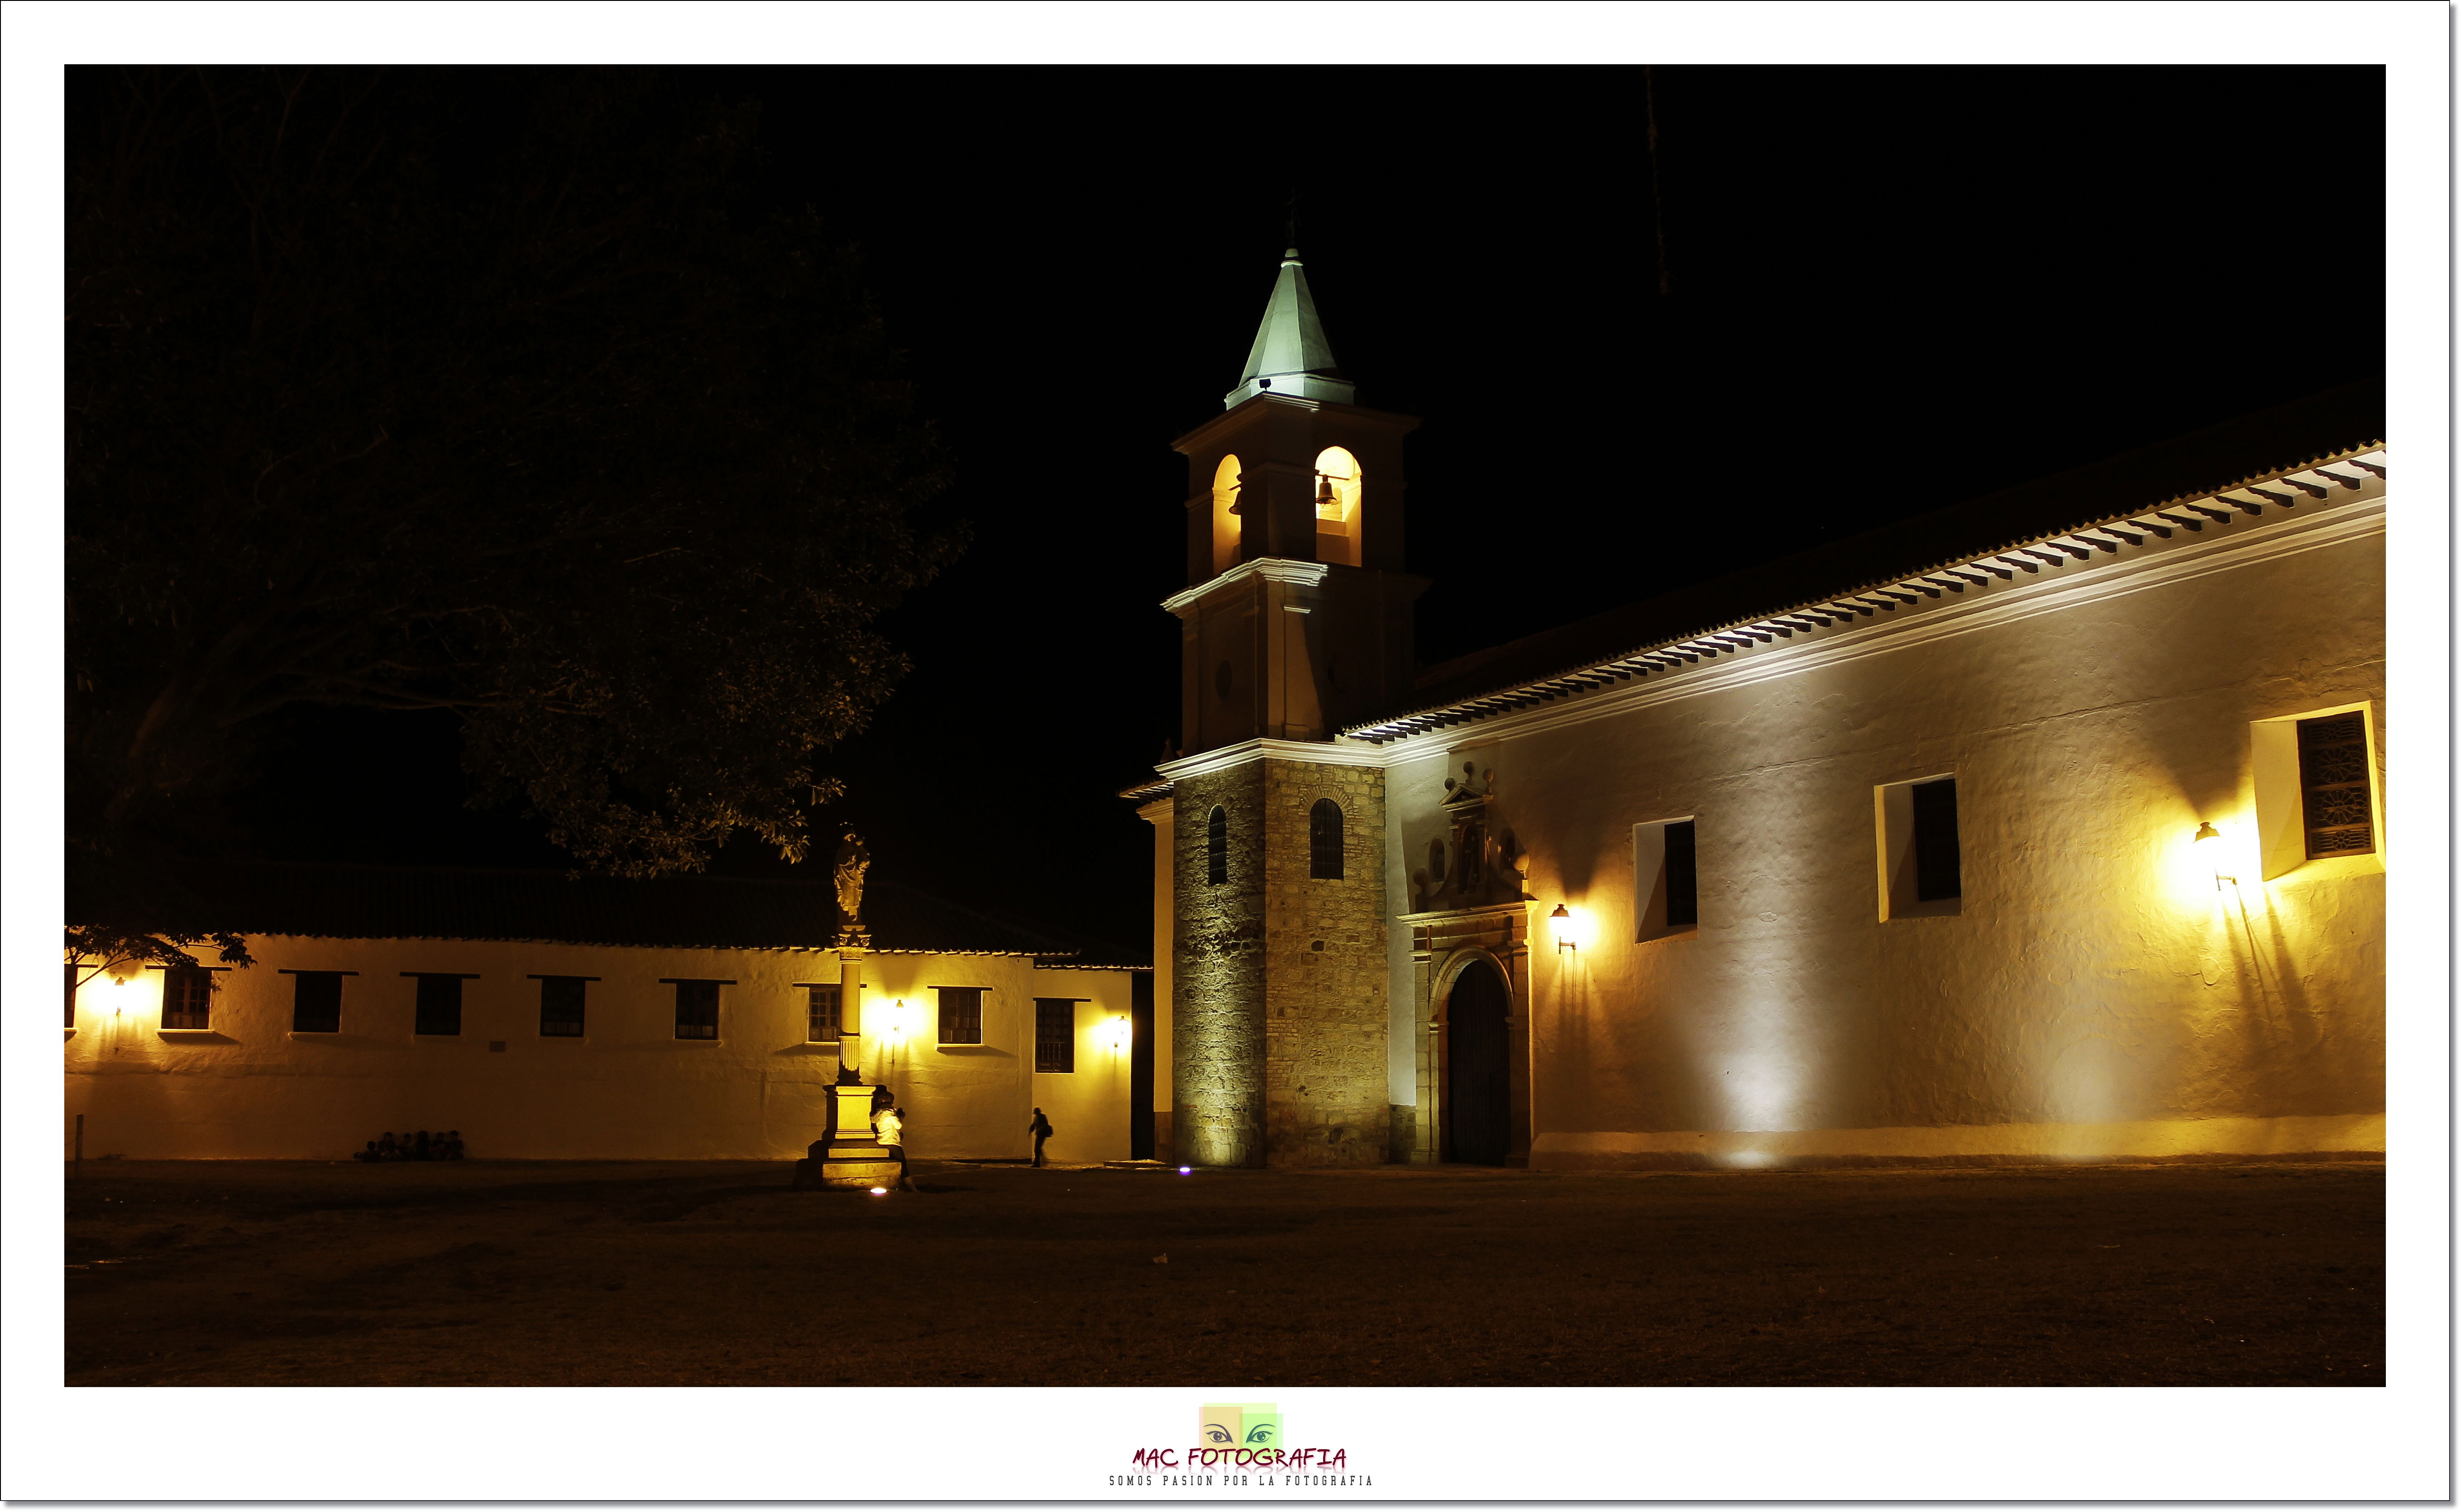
[1443,959,1512,1164]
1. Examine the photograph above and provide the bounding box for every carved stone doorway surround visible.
[1395,902,1532,1165]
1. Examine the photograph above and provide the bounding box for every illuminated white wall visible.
[63,941,1137,1163]
[1383,493,2386,1166]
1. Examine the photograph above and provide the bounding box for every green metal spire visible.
[1224,247,1354,409]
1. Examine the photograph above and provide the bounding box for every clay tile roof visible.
[139,860,1080,957]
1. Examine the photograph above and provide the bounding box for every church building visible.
[1131,248,2387,1171]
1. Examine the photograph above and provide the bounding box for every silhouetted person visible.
[1027,1107,1054,1167]
[357,1140,380,1162]
[444,1130,464,1160]
[378,1133,401,1160]
[413,1130,431,1160]
[875,1104,914,1191]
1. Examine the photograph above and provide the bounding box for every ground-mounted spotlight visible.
[869,1186,887,1196]
[1178,1166,1192,1175]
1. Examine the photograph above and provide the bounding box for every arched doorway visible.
[1443,958,1512,1164]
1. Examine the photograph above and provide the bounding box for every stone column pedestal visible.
[800,1082,900,1189]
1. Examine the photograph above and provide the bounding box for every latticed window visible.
[807,984,841,1042]
[538,976,587,1037]
[1309,799,1344,880]
[65,963,78,1028]
[1911,778,1962,902]
[673,980,721,1040]
[290,971,344,1034]
[2298,712,2375,858]
[1034,998,1076,1073]
[412,974,466,1036]
[937,986,984,1046]
[162,968,213,1030]
[1206,806,1228,886]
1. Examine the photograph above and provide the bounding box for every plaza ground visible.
[62,1158,2380,1387]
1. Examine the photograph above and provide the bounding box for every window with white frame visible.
[2251,702,2384,880]
[936,986,984,1046]
[1632,817,1700,943]
[1875,774,1962,921]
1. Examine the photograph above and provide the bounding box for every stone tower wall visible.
[1171,764,1266,1166]
[1262,758,1389,1166]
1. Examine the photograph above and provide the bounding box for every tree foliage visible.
[67,67,958,957]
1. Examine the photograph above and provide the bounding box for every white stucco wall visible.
[1383,488,2387,1165]
[65,938,1137,1162]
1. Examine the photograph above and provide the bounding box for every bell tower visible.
[1166,247,1425,751]
[1154,247,1422,1169]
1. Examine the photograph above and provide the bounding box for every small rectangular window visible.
[937,986,984,1046]
[412,975,464,1036]
[673,980,720,1040]
[1632,817,1700,942]
[538,977,587,1037]
[2297,711,2376,859]
[65,963,79,1029]
[162,967,214,1030]
[807,984,841,1043]
[1034,998,1077,1073]
[1911,778,1962,901]
[2252,702,2382,879]
[291,972,344,1033]
[1876,774,1962,921]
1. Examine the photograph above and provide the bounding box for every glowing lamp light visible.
[1178,1166,1192,1175]
[1549,903,1576,954]
[869,1186,887,1196]
[2194,821,2239,889]
[1105,1014,1133,1052]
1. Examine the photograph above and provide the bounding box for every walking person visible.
[1027,1107,1055,1168]
[875,1102,916,1192]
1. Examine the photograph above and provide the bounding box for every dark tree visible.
[66,67,958,967]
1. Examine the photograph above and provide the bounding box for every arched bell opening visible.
[1210,454,1243,575]
[1313,446,1361,567]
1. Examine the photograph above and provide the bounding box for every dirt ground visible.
[62,1158,2380,1387]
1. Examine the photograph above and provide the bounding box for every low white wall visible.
[64,937,1137,1162]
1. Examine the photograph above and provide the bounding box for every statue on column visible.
[833,831,870,943]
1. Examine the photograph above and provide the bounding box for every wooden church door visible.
[1443,959,1513,1164]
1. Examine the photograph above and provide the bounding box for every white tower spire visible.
[1223,248,1354,409]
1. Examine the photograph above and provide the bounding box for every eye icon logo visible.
[1200,1402,1281,1450]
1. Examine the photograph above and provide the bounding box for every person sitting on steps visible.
[874,1103,916,1192]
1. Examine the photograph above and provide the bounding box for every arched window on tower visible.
[1313,447,1362,567]
[1207,806,1228,886]
[1211,455,1243,575]
[1309,799,1344,880]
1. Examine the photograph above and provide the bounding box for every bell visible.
[1315,473,1338,516]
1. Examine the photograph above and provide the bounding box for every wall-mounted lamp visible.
[1550,903,1576,954]
[2194,822,2238,888]
[1106,1015,1133,1052]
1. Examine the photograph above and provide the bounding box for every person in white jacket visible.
[875,1104,915,1191]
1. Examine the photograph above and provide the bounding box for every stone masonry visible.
[1262,759,1388,1166]
[1172,763,1266,1167]
[1173,756,1388,1167]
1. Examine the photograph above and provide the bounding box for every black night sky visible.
[222,65,2383,950]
